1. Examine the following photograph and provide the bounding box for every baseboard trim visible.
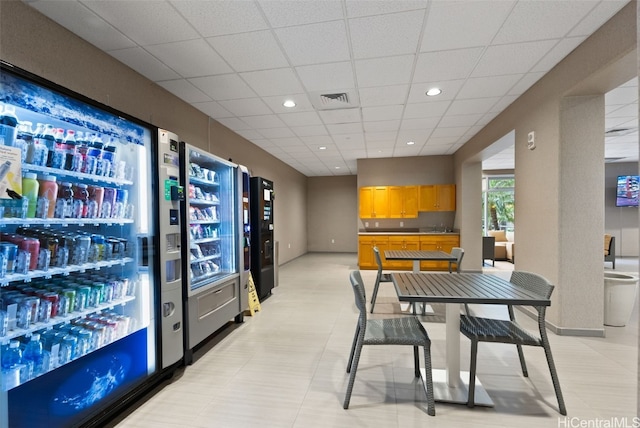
[517,307,606,337]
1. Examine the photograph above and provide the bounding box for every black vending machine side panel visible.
[249,177,274,301]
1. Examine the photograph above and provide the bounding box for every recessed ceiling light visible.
[319,146,327,150]
[334,166,340,169]
[407,141,415,145]
[426,88,442,96]
[283,99,296,108]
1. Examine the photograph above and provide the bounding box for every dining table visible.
[391,271,551,406]
[383,249,458,273]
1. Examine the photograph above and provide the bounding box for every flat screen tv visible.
[616,175,639,207]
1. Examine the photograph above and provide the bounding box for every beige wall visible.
[307,175,357,252]
[454,2,637,334]
[0,0,308,265]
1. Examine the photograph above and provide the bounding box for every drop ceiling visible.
[25,0,637,176]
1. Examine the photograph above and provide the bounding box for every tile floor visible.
[114,254,638,428]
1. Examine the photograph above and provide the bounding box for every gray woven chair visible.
[449,247,464,273]
[460,271,567,415]
[369,246,393,313]
[345,270,435,416]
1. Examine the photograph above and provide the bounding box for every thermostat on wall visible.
[527,131,536,150]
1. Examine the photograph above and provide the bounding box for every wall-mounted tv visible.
[616,175,639,207]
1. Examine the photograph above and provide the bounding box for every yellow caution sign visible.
[246,273,261,316]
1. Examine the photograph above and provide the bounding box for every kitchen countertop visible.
[359,230,459,236]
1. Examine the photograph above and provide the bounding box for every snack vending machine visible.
[181,143,244,363]
[0,62,167,427]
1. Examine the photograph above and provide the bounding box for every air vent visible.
[605,127,637,137]
[310,90,360,110]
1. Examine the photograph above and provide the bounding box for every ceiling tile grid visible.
[26,0,635,176]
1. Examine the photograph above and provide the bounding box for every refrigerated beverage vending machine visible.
[180,143,245,363]
[250,177,274,301]
[0,62,173,427]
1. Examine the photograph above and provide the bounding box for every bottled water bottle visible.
[23,333,45,378]
[1,340,23,389]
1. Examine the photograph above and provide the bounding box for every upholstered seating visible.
[487,230,514,262]
[604,234,615,269]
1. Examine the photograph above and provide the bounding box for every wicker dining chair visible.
[459,271,567,415]
[369,246,393,313]
[449,247,465,273]
[345,270,435,416]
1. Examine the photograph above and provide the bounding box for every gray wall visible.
[307,175,357,252]
[0,0,308,265]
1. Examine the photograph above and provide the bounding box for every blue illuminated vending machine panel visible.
[0,63,159,427]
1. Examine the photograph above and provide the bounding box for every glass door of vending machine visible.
[0,63,160,428]
[181,144,243,363]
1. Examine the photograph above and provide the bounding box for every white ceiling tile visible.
[403,100,451,119]
[146,39,232,78]
[82,0,199,45]
[396,130,429,145]
[189,74,256,100]
[508,72,546,96]
[425,136,460,146]
[207,31,289,72]
[407,80,465,103]
[156,79,212,103]
[275,21,350,66]
[30,1,136,51]
[278,111,323,127]
[489,95,518,113]
[170,1,268,37]
[215,117,252,131]
[349,10,425,59]
[400,117,440,130]
[234,129,265,141]
[430,126,468,139]
[291,126,328,137]
[457,74,523,100]
[270,137,306,148]
[333,133,365,145]
[359,85,409,107]
[355,55,415,87]
[420,144,455,156]
[421,1,514,52]
[367,147,394,158]
[240,68,304,97]
[393,145,423,157]
[362,105,404,122]
[262,94,315,114]
[258,0,344,27]
[109,47,181,81]
[472,40,558,77]
[493,1,597,44]
[241,115,287,129]
[363,120,400,133]
[447,97,501,116]
[327,123,364,134]
[531,37,586,73]
[296,62,355,92]
[439,114,483,128]
[345,0,427,18]
[606,104,638,118]
[366,132,398,143]
[191,101,233,119]
[606,87,639,106]
[301,135,334,146]
[414,48,484,82]
[569,1,629,37]
[218,98,273,117]
[319,109,362,125]
[605,116,637,129]
[254,126,295,138]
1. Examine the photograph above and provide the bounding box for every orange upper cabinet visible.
[388,186,418,218]
[359,186,389,218]
[418,184,456,212]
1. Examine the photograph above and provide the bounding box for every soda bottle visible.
[15,121,33,163]
[54,182,73,219]
[0,103,19,147]
[40,124,56,167]
[23,333,44,378]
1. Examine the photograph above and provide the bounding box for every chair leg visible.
[423,343,435,416]
[346,324,360,373]
[516,344,528,377]
[467,340,478,408]
[343,336,364,409]
[413,346,420,377]
[542,341,567,415]
[370,278,381,313]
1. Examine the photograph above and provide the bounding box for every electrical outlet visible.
[365,221,369,228]
[375,222,379,228]
[400,221,404,227]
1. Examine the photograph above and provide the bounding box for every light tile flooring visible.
[115,254,638,428]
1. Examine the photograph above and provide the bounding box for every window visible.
[482,176,514,233]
